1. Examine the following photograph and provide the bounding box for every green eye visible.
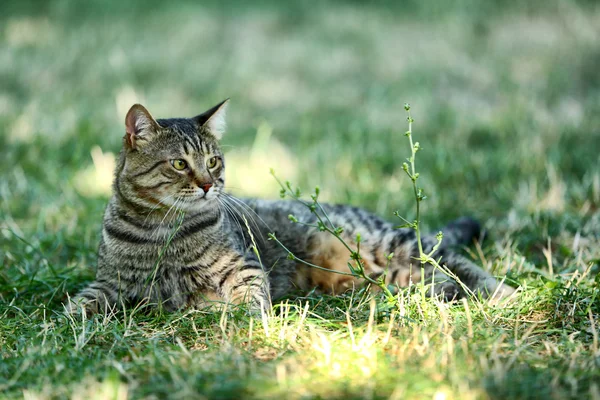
[207,156,218,169]
[170,159,188,170]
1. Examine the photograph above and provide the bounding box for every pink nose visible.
[200,183,213,193]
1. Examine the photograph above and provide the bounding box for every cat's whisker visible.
[143,193,178,225]
[221,194,270,242]
[219,197,253,237]
[222,185,243,192]
[151,196,182,242]
[219,198,240,231]
[222,193,271,230]
[216,198,246,243]
[224,205,266,244]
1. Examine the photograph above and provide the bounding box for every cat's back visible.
[240,197,395,239]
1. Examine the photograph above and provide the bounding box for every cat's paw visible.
[62,295,118,318]
[244,298,272,318]
[428,280,463,302]
[63,296,96,318]
[486,281,518,306]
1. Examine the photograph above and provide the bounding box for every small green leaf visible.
[544,281,557,289]
[347,263,357,275]
[395,224,412,229]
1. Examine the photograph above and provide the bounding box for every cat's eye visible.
[207,156,218,169]
[170,159,188,170]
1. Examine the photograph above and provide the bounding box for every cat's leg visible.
[384,259,462,301]
[418,265,463,301]
[419,224,515,302]
[430,250,515,302]
[372,230,461,300]
[65,279,120,316]
[214,251,271,312]
[386,255,514,302]
[383,228,514,302]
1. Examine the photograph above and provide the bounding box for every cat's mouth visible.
[179,187,219,200]
[174,189,220,212]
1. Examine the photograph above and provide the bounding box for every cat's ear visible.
[124,104,160,150]
[193,99,229,139]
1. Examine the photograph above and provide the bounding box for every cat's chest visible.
[101,232,233,289]
[133,230,227,268]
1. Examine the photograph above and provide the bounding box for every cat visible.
[66,100,515,315]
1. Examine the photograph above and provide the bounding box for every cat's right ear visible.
[193,99,229,140]
[124,104,160,150]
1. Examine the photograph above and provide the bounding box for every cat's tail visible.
[436,216,482,249]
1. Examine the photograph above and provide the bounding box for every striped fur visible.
[67,101,514,315]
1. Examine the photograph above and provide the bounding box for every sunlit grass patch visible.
[4,274,597,399]
[225,122,299,199]
[73,146,116,198]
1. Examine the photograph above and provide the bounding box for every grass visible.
[1,0,599,398]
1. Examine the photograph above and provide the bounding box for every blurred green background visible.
[1,2,599,399]
[1,0,599,297]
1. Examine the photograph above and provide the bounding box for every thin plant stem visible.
[405,106,425,262]
[267,233,355,277]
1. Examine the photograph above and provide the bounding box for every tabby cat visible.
[67,100,515,315]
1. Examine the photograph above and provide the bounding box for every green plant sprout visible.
[397,104,474,297]
[396,104,445,267]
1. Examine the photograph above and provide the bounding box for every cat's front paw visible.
[63,293,120,317]
[485,280,518,306]
[63,295,99,318]
[428,280,463,302]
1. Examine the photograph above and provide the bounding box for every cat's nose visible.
[200,183,213,193]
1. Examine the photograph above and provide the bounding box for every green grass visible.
[1,0,599,398]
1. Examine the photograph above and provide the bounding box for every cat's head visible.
[118,99,229,214]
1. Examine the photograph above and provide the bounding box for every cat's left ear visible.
[193,99,229,139]
[125,104,160,150]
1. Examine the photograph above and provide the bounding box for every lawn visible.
[1,0,599,399]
